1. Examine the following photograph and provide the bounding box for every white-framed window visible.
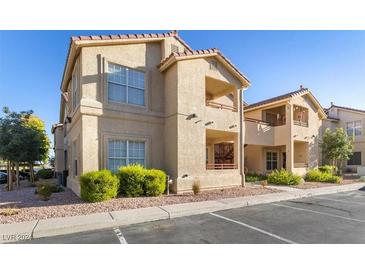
[107,63,145,106]
[108,139,145,172]
[72,62,79,110]
[346,120,362,137]
[266,151,278,171]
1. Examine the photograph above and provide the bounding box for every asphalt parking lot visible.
[21,189,365,244]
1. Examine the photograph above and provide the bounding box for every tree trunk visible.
[6,160,11,191]
[29,163,35,185]
[7,161,13,191]
[15,162,20,189]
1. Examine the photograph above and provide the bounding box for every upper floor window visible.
[108,63,145,106]
[72,62,79,110]
[346,120,362,137]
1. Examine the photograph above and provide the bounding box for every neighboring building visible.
[324,104,365,173]
[244,87,326,176]
[53,31,250,196]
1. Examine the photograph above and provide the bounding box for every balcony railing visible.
[206,100,238,112]
[294,163,309,168]
[244,117,285,127]
[294,120,309,127]
[206,163,238,170]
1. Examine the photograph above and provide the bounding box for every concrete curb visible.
[1,182,365,243]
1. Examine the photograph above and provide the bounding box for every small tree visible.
[320,128,353,174]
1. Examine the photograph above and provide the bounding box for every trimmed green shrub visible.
[245,173,267,183]
[80,170,119,202]
[360,176,365,182]
[118,165,146,197]
[36,169,54,179]
[118,165,167,197]
[144,169,166,196]
[267,169,302,185]
[37,183,53,201]
[35,181,62,193]
[305,169,341,184]
[318,165,337,174]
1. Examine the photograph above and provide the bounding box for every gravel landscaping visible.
[0,180,280,224]
[292,178,360,189]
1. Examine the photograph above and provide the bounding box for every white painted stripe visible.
[210,212,297,244]
[314,197,365,205]
[273,203,365,223]
[113,228,128,244]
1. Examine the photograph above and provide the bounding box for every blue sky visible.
[1,30,365,148]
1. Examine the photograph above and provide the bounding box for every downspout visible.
[239,87,245,187]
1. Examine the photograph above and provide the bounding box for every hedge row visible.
[80,165,166,202]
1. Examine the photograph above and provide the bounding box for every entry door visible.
[282,152,286,169]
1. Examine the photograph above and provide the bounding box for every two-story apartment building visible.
[52,31,250,196]
[324,104,365,173]
[244,88,326,176]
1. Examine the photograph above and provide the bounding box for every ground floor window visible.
[348,152,361,166]
[108,139,145,172]
[266,151,278,171]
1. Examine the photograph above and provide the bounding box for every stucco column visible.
[239,88,245,186]
[286,103,294,172]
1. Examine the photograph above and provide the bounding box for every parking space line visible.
[273,203,365,223]
[113,228,128,244]
[210,212,297,244]
[314,197,365,205]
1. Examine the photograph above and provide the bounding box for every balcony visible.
[206,100,237,112]
[293,105,309,127]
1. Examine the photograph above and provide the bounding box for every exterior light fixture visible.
[205,121,214,126]
[182,174,188,178]
[186,113,197,120]
[229,124,237,129]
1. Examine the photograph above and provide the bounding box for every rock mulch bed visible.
[292,178,359,189]
[0,181,280,224]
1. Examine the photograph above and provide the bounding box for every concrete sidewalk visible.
[1,182,364,243]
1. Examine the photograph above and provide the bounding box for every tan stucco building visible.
[244,88,326,176]
[52,31,250,196]
[324,104,365,174]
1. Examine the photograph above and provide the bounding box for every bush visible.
[36,169,54,179]
[118,165,146,197]
[80,170,119,202]
[118,165,167,197]
[245,173,267,183]
[318,165,337,174]
[192,179,201,195]
[305,169,341,184]
[35,181,62,193]
[360,176,365,182]
[144,169,166,196]
[37,183,53,201]
[267,169,302,185]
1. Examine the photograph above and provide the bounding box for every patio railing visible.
[294,120,309,127]
[206,163,238,170]
[206,100,238,112]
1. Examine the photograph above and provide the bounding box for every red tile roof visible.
[71,30,193,52]
[245,88,309,110]
[158,48,250,85]
[245,87,326,118]
[327,104,365,115]
[61,31,193,91]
